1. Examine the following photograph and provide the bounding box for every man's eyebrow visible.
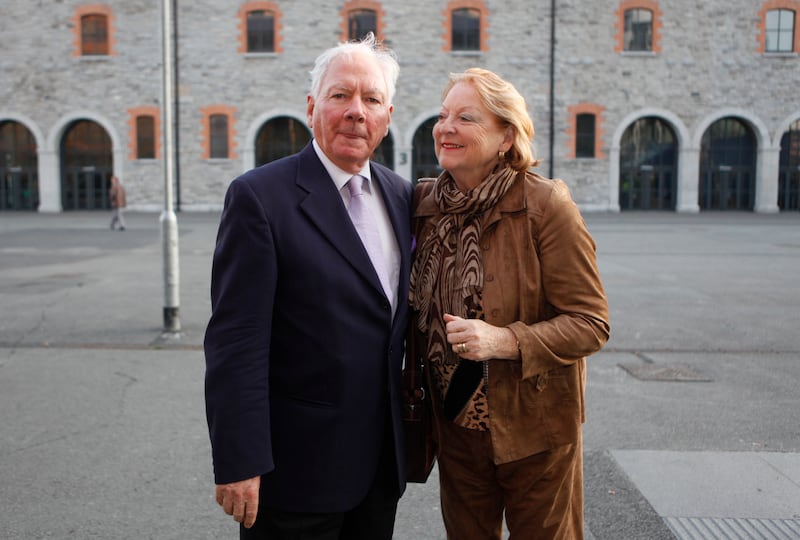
[325,84,351,93]
[323,83,386,99]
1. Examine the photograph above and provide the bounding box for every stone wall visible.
[1,0,797,212]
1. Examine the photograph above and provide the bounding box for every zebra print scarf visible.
[410,165,517,340]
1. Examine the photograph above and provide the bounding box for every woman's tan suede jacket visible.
[412,171,610,465]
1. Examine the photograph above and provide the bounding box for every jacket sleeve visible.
[508,179,610,380]
[204,177,276,484]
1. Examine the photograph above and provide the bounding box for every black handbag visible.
[403,323,436,483]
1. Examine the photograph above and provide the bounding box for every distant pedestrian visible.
[109,176,126,231]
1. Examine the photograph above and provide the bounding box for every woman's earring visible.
[498,150,506,161]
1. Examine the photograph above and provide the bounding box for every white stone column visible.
[37,149,61,213]
[676,146,700,213]
[395,145,413,183]
[754,145,780,213]
[607,144,621,212]
[242,146,255,173]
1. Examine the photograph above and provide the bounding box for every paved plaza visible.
[1,210,799,539]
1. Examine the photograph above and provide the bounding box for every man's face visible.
[307,52,393,174]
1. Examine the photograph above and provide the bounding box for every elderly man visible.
[204,34,412,540]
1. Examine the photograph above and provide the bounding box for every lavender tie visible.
[347,175,392,304]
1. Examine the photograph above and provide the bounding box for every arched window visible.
[767,9,796,51]
[210,115,229,159]
[201,106,237,160]
[567,103,606,159]
[624,9,652,51]
[339,1,385,42]
[619,117,678,210]
[576,115,597,158]
[237,2,283,54]
[0,121,39,211]
[255,117,312,167]
[699,118,757,211]
[443,1,489,53]
[348,9,377,41]
[72,5,115,57]
[412,117,441,183]
[614,0,662,53]
[778,119,800,210]
[128,106,160,160]
[136,116,155,159]
[81,14,108,55]
[247,10,275,52]
[60,120,113,210]
[372,133,394,170]
[452,8,481,50]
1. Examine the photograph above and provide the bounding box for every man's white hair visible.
[309,33,399,103]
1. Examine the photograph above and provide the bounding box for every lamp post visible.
[160,0,180,333]
[548,0,556,179]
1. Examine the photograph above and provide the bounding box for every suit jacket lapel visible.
[295,145,387,296]
[371,166,412,312]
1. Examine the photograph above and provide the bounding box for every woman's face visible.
[433,81,512,190]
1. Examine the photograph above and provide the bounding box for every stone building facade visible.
[1,0,798,213]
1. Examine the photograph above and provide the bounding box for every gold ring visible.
[458,343,468,354]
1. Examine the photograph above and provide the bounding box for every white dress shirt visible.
[312,140,401,314]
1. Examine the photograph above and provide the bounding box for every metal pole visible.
[160,0,181,333]
[172,0,182,211]
[548,0,556,179]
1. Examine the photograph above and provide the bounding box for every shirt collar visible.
[312,139,373,194]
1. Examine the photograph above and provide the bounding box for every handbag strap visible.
[407,178,436,381]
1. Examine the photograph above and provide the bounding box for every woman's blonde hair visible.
[442,68,538,171]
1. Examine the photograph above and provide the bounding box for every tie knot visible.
[348,175,365,197]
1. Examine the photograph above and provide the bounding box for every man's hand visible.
[215,476,261,529]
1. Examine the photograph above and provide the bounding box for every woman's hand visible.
[444,313,520,361]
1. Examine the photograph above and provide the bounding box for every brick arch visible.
[339,0,387,42]
[0,112,46,151]
[236,1,284,54]
[691,109,771,150]
[566,103,606,159]
[71,4,116,57]
[774,110,800,146]
[613,0,663,53]
[442,0,490,52]
[756,0,800,52]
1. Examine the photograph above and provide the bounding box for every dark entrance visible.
[699,118,756,211]
[255,116,312,167]
[0,121,39,211]
[619,117,678,210]
[411,117,441,184]
[778,119,800,211]
[371,133,395,170]
[60,120,113,210]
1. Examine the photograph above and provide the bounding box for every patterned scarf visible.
[409,165,517,371]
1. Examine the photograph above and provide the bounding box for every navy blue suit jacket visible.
[204,142,412,513]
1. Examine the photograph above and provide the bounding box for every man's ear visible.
[385,104,393,136]
[306,95,315,125]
